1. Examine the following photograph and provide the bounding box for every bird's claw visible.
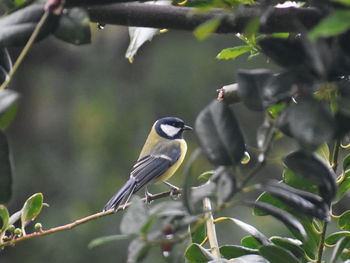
[145,190,155,204]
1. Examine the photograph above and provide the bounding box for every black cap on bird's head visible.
[155,117,192,139]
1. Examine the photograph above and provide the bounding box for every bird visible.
[103,117,192,211]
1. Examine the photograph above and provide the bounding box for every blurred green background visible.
[2,24,291,262]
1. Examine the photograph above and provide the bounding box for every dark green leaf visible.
[284,151,337,203]
[194,17,221,40]
[241,235,262,249]
[127,238,152,263]
[339,211,350,231]
[259,37,307,68]
[254,192,290,216]
[0,48,11,73]
[222,217,270,245]
[309,10,350,40]
[270,236,304,259]
[140,214,156,234]
[88,234,131,249]
[195,100,246,166]
[330,236,350,263]
[259,245,300,263]
[120,196,149,235]
[0,131,12,203]
[0,5,59,47]
[252,202,307,241]
[284,97,335,151]
[0,204,9,232]
[220,245,258,259]
[0,89,19,115]
[21,193,43,233]
[268,103,286,119]
[191,221,206,244]
[236,69,272,111]
[229,255,269,262]
[259,180,329,221]
[185,243,215,263]
[325,231,350,246]
[54,8,91,45]
[216,45,251,60]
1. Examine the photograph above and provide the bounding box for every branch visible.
[0,189,179,249]
[86,3,323,34]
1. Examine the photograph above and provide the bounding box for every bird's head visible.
[155,117,192,139]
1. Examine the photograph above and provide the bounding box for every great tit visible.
[103,117,192,211]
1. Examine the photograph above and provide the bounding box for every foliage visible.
[2,0,350,263]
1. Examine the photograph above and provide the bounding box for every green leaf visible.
[309,10,350,40]
[330,236,350,263]
[221,217,270,245]
[21,193,43,233]
[316,143,330,163]
[0,204,9,232]
[236,69,272,111]
[344,154,350,173]
[198,170,216,181]
[258,181,329,221]
[284,97,335,151]
[0,5,58,47]
[268,103,286,119]
[254,192,290,216]
[194,17,221,40]
[88,234,131,249]
[220,245,258,259]
[216,45,251,60]
[0,89,19,115]
[54,8,91,45]
[337,172,350,202]
[325,231,350,246]
[270,236,304,259]
[284,151,337,203]
[127,238,152,263]
[259,245,300,263]
[339,211,350,231]
[140,214,156,234]
[191,221,206,244]
[252,202,307,241]
[185,243,215,263]
[216,169,236,204]
[283,168,318,194]
[195,100,246,166]
[0,131,12,203]
[0,48,12,73]
[241,235,262,249]
[120,196,149,235]
[0,102,18,130]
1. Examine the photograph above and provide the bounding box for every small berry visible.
[34,223,43,232]
[14,228,22,236]
[162,225,173,236]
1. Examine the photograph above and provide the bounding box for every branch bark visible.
[86,3,323,34]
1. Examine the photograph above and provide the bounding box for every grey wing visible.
[130,143,181,192]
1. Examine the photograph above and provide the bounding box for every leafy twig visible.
[0,189,179,249]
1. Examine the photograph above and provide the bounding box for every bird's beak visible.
[183,125,193,131]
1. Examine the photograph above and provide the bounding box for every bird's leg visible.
[145,186,155,204]
[163,181,181,200]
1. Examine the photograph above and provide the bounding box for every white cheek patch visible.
[160,124,181,137]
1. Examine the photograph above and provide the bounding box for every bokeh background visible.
[1,24,295,262]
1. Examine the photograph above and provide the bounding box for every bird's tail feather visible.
[103,177,137,211]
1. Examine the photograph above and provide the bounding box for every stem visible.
[0,189,177,248]
[0,11,50,90]
[317,222,328,263]
[317,139,341,263]
[203,198,221,258]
